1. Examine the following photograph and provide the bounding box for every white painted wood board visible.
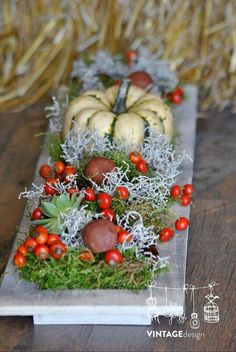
[0,85,198,325]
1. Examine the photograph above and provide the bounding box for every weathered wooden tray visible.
[0,85,198,325]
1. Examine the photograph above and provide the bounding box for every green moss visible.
[82,199,100,212]
[46,133,64,162]
[98,74,117,88]
[127,199,177,233]
[67,78,83,101]
[110,198,126,216]
[102,150,140,180]
[82,198,126,217]
[19,249,165,291]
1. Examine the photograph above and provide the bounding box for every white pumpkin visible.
[63,80,174,147]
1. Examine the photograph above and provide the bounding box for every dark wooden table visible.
[0,104,235,352]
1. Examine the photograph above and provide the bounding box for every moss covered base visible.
[19,249,167,291]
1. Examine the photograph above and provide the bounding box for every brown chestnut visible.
[81,219,117,253]
[128,71,153,90]
[84,156,116,184]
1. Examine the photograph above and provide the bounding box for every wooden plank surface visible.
[0,86,197,324]
[0,103,235,350]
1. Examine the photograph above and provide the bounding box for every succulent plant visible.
[32,193,83,234]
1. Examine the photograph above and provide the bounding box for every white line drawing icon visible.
[146,284,160,323]
[189,285,200,330]
[204,283,220,323]
[177,313,188,324]
[146,281,220,327]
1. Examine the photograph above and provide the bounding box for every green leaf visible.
[32,219,51,226]
[50,195,58,207]
[48,221,62,234]
[40,202,59,218]
[33,218,60,233]
[69,193,77,205]
[32,218,58,232]
[74,193,84,208]
[55,194,71,211]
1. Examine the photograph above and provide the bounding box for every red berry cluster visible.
[159,227,174,242]
[159,184,193,243]
[103,226,133,266]
[85,186,129,222]
[40,161,77,196]
[159,215,190,243]
[129,151,147,173]
[13,226,67,268]
[165,86,184,105]
[170,183,194,207]
[125,50,139,67]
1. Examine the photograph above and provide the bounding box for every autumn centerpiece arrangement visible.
[13,50,192,290]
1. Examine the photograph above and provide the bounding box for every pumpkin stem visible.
[112,79,131,114]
